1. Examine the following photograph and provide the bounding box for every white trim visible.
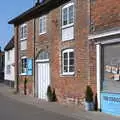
[21,56,27,59]
[62,2,74,28]
[62,2,74,9]
[62,72,75,76]
[19,23,27,41]
[62,49,74,75]
[88,30,120,40]
[35,59,49,63]
[39,15,47,35]
[96,44,101,110]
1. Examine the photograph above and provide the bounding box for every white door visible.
[38,62,50,100]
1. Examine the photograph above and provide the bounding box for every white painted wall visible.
[4,48,15,81]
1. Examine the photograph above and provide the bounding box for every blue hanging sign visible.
[27,59,33,75]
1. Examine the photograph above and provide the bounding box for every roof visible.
[8,0,70,25]
[4,37,14,51]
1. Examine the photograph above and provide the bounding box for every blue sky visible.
[0,0,36,50]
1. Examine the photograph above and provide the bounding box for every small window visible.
[21,57,27,74]
[6,65,11,74]
[19,24,27,40]
[62,3,74,27]
[7,51,10,60]
[62,49,74,75]
[62,2,74,41]
[39,15,47,34]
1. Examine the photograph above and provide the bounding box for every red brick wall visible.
[14,0,97,105]
[15,20,34,95]
[91,0,120,32]
[50,0,96,105]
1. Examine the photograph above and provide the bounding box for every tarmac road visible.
[0,93,80,120]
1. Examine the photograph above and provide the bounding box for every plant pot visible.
[85,101,94,111]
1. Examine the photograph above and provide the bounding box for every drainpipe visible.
[16,26,19,93]
[33,18,36,97]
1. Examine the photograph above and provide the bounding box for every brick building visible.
[9,0,96,106]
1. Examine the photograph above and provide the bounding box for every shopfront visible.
[90,31,120,116]
[101,43,120,115]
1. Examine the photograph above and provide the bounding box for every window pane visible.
[40,19,43,33]
[21,58,27,73]
[64,53,68,58]
[69,52,74,58]
[63,8,67,25]
[69,5,74,24]
[69,66,74,72]
[64,66,68,72]
[64,59,68,65]
[39,16,46,33]
[70,59,74,65]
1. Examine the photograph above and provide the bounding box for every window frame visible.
[20,56,27,75]
[19,24,27,41]
[39,15,47,35]
[62,49,75,75]
[62,2,74,29]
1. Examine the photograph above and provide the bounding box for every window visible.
[37,51,49,60]
[6,65,11,74]
[21,57,27,74]
[19,24,27,40]
[62,3,74,41]
[62,3,74,27]
[19,24,27,50]
[62,49,74,75]
[39,15,46,34]
[7,51,10,60]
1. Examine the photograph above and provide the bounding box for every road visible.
[0,93,79,120]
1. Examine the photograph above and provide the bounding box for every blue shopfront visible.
[100,43,120,116]
[90,31,120,116]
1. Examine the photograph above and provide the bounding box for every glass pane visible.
[64,53,68,58]
[63,8,67,25]
[64,66,68,72]
[64,59,68,65]
[69,52,74,58]
[40,19,43,33]
[69,59,74,65]
[69,66,74,72]
[38,51,49,60]
[69,5,74,24]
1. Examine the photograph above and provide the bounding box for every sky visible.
[0,0,36,51]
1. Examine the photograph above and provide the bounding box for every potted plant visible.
[84,85,94,111]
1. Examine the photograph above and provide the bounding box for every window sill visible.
[39,32,46,36]
[20,38,27,41]
[20,73,27,76]
[61,72,75,76]
[62,23,74,29]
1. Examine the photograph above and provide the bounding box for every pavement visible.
[0,83,120,120]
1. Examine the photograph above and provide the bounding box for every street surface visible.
[0,93,79,120]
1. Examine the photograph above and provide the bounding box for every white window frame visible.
[39,15,47,35]
[19,23,27,41]
[62,2,74,29]
[62,49,74,75]
[20,56,27,75]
